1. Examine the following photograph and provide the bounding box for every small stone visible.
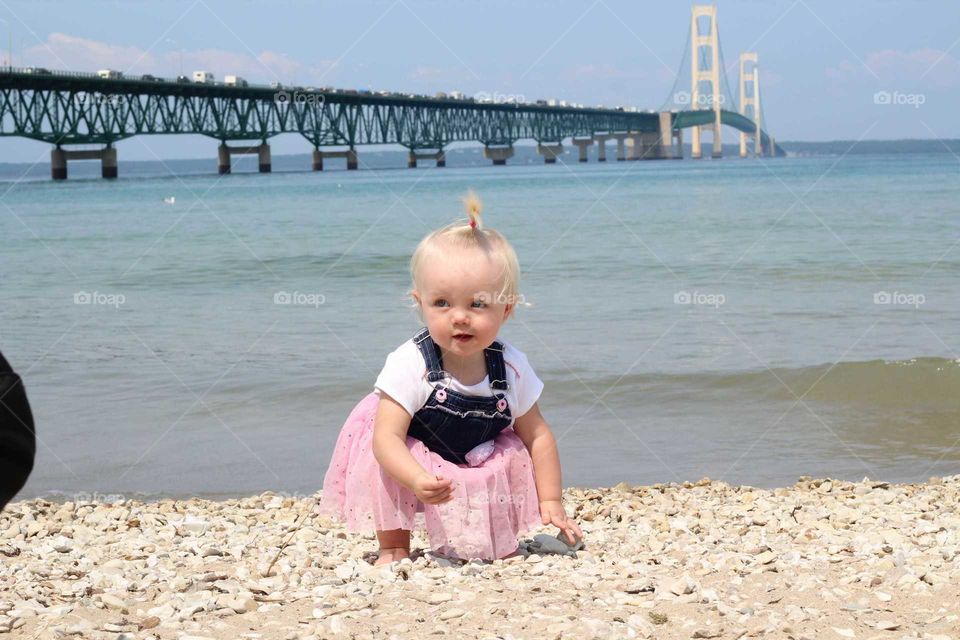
[139,616,160,629]
[428,593,454,604]
[921,572,944,586]
[222,597,256,614]
[146,603,175,620]
[875,620,900,631]
[439,608,465,621]
[181,516,209,534]
[51,538,72,553]
[99,594,126,610]
[669,576,695,596]
[833,628,855,638]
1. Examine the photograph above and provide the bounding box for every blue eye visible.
[472,300,487,308]
[434,299,449,307]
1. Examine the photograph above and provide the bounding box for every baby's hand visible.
[539,500,583,545]
[413,473,454,505]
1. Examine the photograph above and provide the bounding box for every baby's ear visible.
[503,303,514,321]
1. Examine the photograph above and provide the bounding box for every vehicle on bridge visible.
[97,69,123,80]
[225,75,248,87]
[192,70,215,84]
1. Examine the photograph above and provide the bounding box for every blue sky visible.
[2,0,958,161]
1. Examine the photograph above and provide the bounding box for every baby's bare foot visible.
[374,547,409,565]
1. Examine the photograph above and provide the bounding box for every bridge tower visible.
[738,52,762,157]
[690,5,722,159]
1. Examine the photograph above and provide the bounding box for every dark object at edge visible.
[0,350,36,509]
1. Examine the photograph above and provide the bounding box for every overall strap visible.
[484,341,509,391]
[413,327,445,382]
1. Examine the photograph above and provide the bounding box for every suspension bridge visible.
[0,5,783,180]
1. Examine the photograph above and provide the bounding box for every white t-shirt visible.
[374,336,544,424]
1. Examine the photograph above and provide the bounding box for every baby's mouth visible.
[453,334,473,342]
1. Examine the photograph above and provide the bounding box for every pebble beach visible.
[2,475,958,640]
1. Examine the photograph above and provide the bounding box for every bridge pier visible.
[51,148,66,180]
[593,133,625,161]
[312,148,359,171]
[536,143,563,164]
[50,145,118,180]
[644,132,662,159]
[692,126,723,160]
[218,142,272,174]
[615,135,627,161]
[627,134,643,161]
[571,138,593,162]
[102,147,118,178]
[594,136,608,162]
[483,145,514,166]
[659,112,680,160]
[407,149,445,168]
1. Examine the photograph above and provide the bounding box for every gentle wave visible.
[582,357,960,410]
[111,252,410,286]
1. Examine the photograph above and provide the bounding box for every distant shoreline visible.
[778,139,960,156]
[1,139,959,172]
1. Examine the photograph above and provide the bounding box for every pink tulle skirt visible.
[318,391,543,560]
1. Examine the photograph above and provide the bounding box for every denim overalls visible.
[406,327,513,465]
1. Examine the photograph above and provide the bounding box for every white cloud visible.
[826,48,959,88]
[867,48,959,88]
[408,66,447,81]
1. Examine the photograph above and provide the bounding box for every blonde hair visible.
[410,190,521,311]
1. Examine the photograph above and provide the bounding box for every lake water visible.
[2,149,958,499]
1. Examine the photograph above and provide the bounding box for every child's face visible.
[412,246,513,362]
